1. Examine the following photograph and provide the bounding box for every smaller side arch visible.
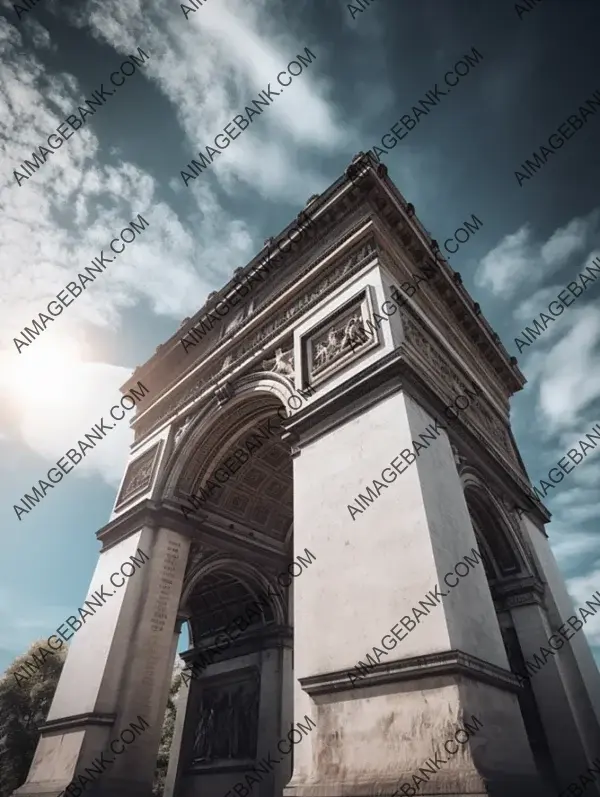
[180,554,287,648]
[461,468,535,580]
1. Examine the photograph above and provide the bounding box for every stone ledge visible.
[39,710,116,733]
[299,649,522,695]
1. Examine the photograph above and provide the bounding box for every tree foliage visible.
[152,671,182,796]
[0,640,66,797]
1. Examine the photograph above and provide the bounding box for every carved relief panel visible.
[300,288,379,387]
[114,441,163,511]
[191,669,260,765]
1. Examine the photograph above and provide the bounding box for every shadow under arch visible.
[459,468,558,790]
[460,468,529,580]
[180,552,288,648]
[158,371,301,503]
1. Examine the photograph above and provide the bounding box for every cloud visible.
[66,0,352,202]
[475,209,600,299]
[518,305,600,434]
[566,570,600,649]
[475,225,534,298]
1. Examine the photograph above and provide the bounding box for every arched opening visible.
[162,390,296,797]
[464,483,558,791]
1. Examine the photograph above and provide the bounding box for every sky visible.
[0,0,599,679]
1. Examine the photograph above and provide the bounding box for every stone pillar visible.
[284,388,544,797]
[515,513,600,791]
[14,509,191,797]
[510,601,600,795]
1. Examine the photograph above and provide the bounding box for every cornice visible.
[133,229,380,441]
[299,648,522,695]
[96,499,201,551]
[122,171,376,402]
[40,711,116,733]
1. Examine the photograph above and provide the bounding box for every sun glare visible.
[7,336,86,410]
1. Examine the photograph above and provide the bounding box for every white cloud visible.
[66,0,352,202]
[566,570,600,649]
[541,211,600,268]
[524,305,600,432]
[475,209,600,299]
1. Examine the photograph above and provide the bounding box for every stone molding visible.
[299,649,523,695]
[39,711,116,733]
[181,625,294,667]
[97,499,200,551]
[134,228,379,441]
[492,575,546,610]
[114,440,163,511]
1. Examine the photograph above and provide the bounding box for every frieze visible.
[136,237,378,440]
[114,441,162,510]
[398,305,525,483]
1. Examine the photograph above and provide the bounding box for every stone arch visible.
[180,553,287,648]
[460,468,529,580]
[159,372,300,502]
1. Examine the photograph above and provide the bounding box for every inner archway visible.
[163,390,296,797]
[463,476,558,792]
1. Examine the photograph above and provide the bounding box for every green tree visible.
[153,671,182,797]
[0,640,66,797]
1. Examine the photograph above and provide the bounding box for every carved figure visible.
[340,315,366,351]
[263,347,294,378]
[193,703,215,760]
[313,342,329,368]
[174,416,193,447]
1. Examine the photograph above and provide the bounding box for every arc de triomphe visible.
[16,155,600,797]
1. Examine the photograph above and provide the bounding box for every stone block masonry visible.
[12,381,150,521]
[392,715,484,796]
[13,547,150,687]
[347,385,483,520]
[346,547,483,687]
[13,213,150,354]
[13,48,150,187]
[511,589,600,688]
[56,713,150,797]
[180,47,316,187]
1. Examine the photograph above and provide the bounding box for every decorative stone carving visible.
[192,676,259,762]
[215,382,234,407]
[262,347,295,380]
[136,238,377,439]
[220,354,234,373]
[174,416,194,448]
[311,312,365,374]
[114,442,162,509]
[399,306,520,472]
